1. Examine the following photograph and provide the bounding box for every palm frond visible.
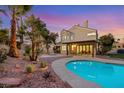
[0,9,7,16]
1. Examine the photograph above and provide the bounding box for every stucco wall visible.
[61,25,97,43]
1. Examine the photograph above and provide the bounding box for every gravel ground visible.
[0,56,71,88]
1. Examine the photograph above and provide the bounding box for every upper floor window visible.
[87,32,96,36]
[64,36,66,40]
[62,35,67,41]
[70,35,74,41]
[62,34,71,41]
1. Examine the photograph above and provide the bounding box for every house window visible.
[62,35,67,40]
[62,35,67,41]
[72,45,76,51]
[62,45,66,51]
[67,36,69,40]
[64,36,67,40]
[70,35,74,41]
[87,32,96,36]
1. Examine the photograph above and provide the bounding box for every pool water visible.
[66,60,124,88]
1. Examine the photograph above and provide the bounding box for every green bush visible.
[26,64,35,73]
[24,46,31,56]
[40,61,47,68]
[17,41,21,49]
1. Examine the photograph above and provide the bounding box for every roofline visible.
[61,25,97,33]
[62,40,97,44]
[79,26,97,31]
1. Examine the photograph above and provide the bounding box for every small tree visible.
[49,32,58,45]
[25,15,47,61]
[43,31,58,54]
[99,33,115,54]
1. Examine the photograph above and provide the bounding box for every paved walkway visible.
[39,54,72,63]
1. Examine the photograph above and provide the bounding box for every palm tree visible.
[17,6,32,44]
[43,31,51,54]
[8,5,32,58]
[0,9,6,14]
[17,18,26,44]
[49,32,58,45]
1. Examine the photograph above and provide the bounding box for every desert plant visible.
[40,61,47,68]
[0,84,8,88]
[42,71,51,80]
[25,15,48,61]
[26,64,35,73]
[17,41,21,49]
[24,46,31,56]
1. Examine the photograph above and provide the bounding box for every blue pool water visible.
[66,60,124,88]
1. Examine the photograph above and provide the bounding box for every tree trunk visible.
[20,34,24,44]
[31,41,36,61]
[34,43,39,61]
[20,17,24,44]
[9,9,19,58]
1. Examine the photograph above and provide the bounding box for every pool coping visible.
[52,57,124,88]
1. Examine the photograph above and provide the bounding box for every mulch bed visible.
[0,56,71,88]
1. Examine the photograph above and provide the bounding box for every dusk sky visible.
[1,5,124,39]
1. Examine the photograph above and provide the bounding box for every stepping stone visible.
[0,77,22,87]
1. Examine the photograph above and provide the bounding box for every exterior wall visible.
[61,25,97,44]
[61,42,97,57]
[60,22,98,57]
[61,44,67,54]
[113,38,124,49]
[113,42,124,49]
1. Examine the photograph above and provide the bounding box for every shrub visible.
[24,46,31,56]
[42,71,51,80]
[24,45,43,61]
[0,47,7,64]
[0,45,9,53]
[17,41,21,49]
[40,61,47,68]
[26,64,35,73]
[0,84,8,88]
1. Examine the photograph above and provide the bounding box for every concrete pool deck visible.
[52,57,124,88]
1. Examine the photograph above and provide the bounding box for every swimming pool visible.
[66,60,124,88]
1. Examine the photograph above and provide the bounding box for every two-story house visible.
[60,20,98,57]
